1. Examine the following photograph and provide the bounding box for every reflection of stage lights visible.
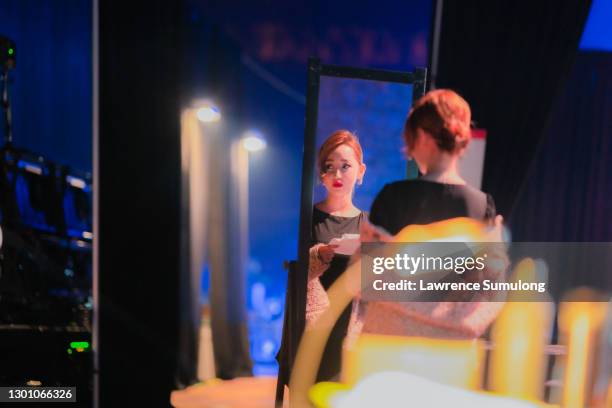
[241,130,266,152]
[67,175,87,189]
[262,340,276,357]
[196,103,221,123]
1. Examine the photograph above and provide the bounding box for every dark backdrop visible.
[435,0,593,219]
[511,51,612,242]
[99,1,183,406]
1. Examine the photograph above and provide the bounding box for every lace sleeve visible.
[308,244,329,280]
[305,244,331,324]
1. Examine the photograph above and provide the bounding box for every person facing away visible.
[353,88,504,340]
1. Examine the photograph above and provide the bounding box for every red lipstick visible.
[333,180,343,188]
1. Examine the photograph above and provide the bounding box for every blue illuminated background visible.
[579,0,612,51]
[0,0,92,171]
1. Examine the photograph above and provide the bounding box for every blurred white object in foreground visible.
[331,371,543,408]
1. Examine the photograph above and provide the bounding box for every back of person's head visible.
[318,129,364,174]
[404,89,471,154]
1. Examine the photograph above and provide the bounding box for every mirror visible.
[276,58,426,401]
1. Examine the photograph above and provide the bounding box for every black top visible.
[311,206,365,381]
[369,179,496,234]
[312,207,366,288]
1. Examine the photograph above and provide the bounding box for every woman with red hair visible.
[367,88,495,232]
[306,129,366,381]
[358,89,503,339]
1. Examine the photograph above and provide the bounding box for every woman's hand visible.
[486,214,505,242]
[317,244,338,264]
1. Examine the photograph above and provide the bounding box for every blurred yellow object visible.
[342,334,485,390]
[558,289,608,408]
[592,299,612,407]
[488,258,555,401]
[289,217,502,407]
[393,217,494,242]
[308,382,350,408]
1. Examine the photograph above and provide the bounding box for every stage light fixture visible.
[196,103,221,123]
[241,130,266,152]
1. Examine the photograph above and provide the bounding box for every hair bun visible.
[403,89,472,154]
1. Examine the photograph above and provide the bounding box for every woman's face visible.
[321,144,365,196]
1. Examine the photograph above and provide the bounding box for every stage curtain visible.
[511,51,612,243]
[435,0,593,217]
[182,22,254,380]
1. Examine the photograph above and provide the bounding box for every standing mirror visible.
[276,57,426,403]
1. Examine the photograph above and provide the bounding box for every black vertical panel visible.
[99,1,183,406]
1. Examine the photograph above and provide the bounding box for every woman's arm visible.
[305,244,332,324]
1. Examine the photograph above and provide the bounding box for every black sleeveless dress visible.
[312,207,366,381]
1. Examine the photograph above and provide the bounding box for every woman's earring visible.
[357,178,363,185]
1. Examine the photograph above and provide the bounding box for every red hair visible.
[404,89,471,154]
[317,130,363,174]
